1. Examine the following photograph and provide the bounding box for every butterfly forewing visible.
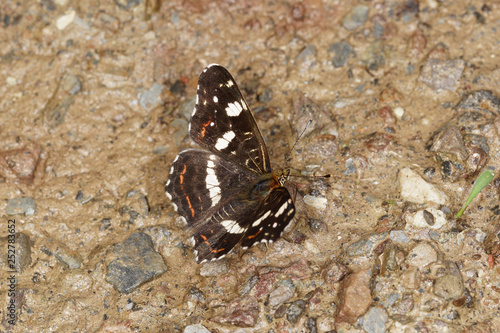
[190,64,271,174]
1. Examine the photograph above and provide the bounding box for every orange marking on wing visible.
[179,165,187,185]
[200,234,224,253]
[246,228,262,239]
[200,120,212,138]
[186,196,195,218]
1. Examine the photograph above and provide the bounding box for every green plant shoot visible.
[456,170,495,218]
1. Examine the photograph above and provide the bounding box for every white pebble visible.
[56,10,76,30]
[399,168,448,205]
[393,106,404,119]
[303,195,327,211]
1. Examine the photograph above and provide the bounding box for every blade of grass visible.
[456,170,495,218]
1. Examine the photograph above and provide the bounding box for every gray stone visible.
[342,5,370,30]
[373,21,384,38]
[389,230,410,244]
[286,299,307,324]
[139,83,163,110]
[6,197,36,216]
[268,284,294,307]
[296,45,317,67]
[328,41,355,68]
[184,324,210,333]
[363,306,388,333]
[200,259,229,277]
[106,232,167,294]
[41,238,83,269]
[419,58,465,92]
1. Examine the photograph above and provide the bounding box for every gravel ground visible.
[1,0,500,332]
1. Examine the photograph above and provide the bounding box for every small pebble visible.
[6,77,17,86]
[328,41,355,68]
[337,269,373,324]
[56,10,76,30]
[362,306,388,333]
[393,106,404,119]
[399,168,448,205]
[268,284,294,307]
[6,197,36,216]
[106,232,167,294]
[434,274,464,300]
[139,83,163,110]
[418,58,465,92]
[41,238,83,269]
[389,230,410,244]
[342,5,370,31]
[407,242,438,268]
[184,324,211,333]
[286,299,307,324]
[199,259,229,277]
[211,296,260,327]
[405,207,447,229]
[303,195,327,211]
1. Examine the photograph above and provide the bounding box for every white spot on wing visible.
[213,96,218,103]
[206,159,221,206]
[226,101,243,117]
[215,131,236,150]
[221,220,245,234]
[252,211,271,227]
[206,174,219,186]
[165,190,172,200]
[274,201,289,217]
[226,79,234,88]
[240,99,247,109]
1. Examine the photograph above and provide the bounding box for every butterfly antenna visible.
[285,119,312,163]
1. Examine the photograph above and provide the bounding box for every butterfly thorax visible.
[248,169,289,200]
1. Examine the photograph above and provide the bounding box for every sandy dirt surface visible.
[1,0,500,332]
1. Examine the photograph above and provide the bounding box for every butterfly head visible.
[278,168,291,186]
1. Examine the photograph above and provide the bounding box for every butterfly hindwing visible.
[192,185,295,263]
[190,64,271,174]
[240,187,295,249]
[165,149,252,225]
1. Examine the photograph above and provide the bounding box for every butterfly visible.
[165,64,295,263]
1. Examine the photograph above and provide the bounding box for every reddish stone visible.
[0,144,41,184]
